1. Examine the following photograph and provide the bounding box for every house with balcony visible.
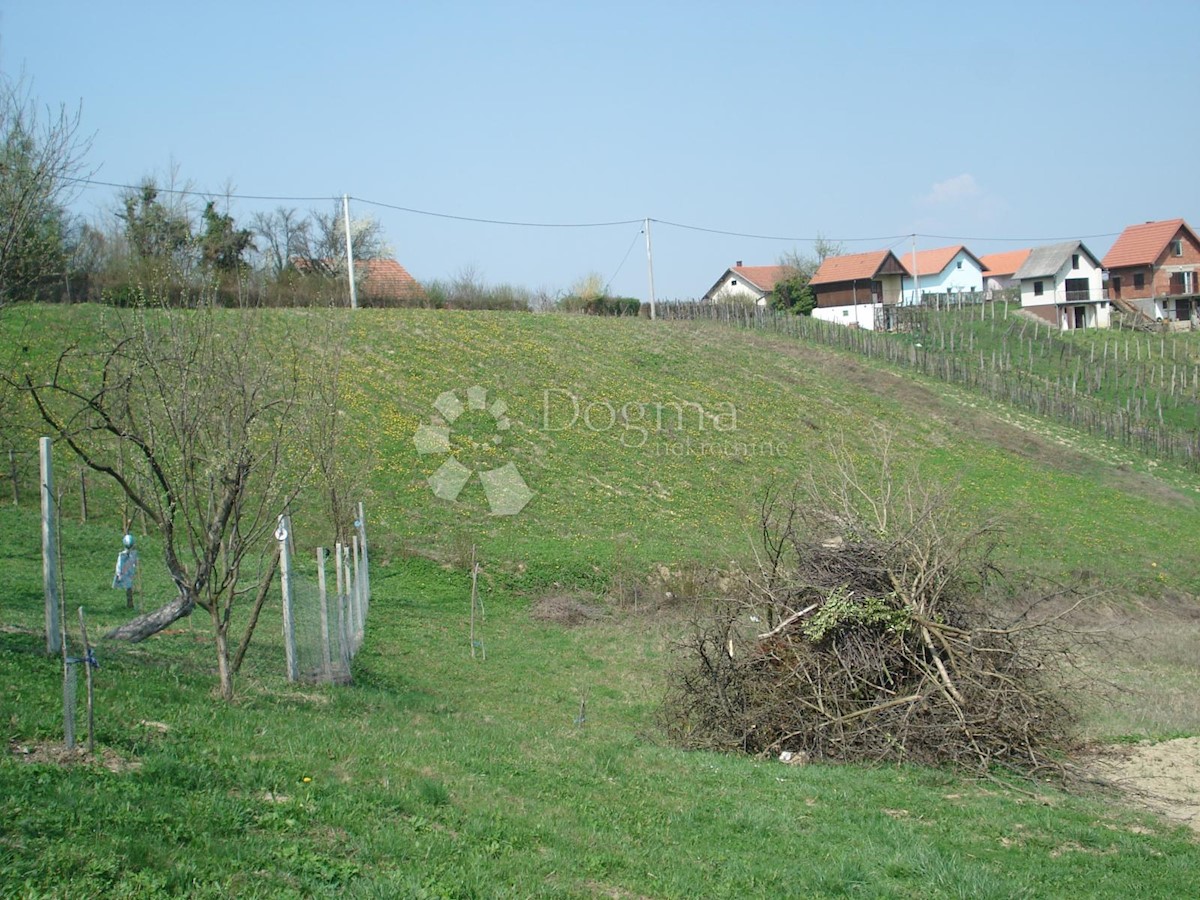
[898,245,984,304]
[1012,240,1108,330]
[808,249,907,329]
[1101,218,1200,323]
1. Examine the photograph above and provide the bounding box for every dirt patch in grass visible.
[530,592,609,627]
[9,739,141,773]
[1087,737,1200,833]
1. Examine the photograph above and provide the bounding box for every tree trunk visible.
[215,624,233,702]
[103,591,195,642]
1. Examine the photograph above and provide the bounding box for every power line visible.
[916,231,1123,243]
[605,226,646,295]
[63,176,1128,247]
[64,176,335,204]
[352,196,642,229]
[651,218,909,245]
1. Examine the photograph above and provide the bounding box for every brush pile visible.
[662,438,1082,774]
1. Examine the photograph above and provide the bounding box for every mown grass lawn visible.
[2,305,1200,896]
[3,525,1198,898]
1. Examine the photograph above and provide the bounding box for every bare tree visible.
[0,73,93,304]
[251,206,311,277]
[297,202,391,274]
[15,296,348,699]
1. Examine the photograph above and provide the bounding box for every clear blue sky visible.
[3,0,1197,300]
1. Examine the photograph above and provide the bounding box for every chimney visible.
[736,260,743,267]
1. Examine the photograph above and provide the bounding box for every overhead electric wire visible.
[64,176,336,204]
[353,196,641,229]
[916,231,1123,243]
[63,176,1125,247]
[605,226,646,295]
[650,217,908,245]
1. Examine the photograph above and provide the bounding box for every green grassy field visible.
[2,305,1200,897]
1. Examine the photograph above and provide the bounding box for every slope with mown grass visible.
[2,304,1200,895]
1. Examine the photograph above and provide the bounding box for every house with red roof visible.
[357,258,424,305]
[979,249,1031,293]
[294,256,424,305]
[1101,219,1200,322]
[701,262,790,306]
[898,245,985,304]
[808,249,907,329]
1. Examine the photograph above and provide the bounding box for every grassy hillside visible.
[2,304,1200,896]
[4,304,1198,592]
[334,307,1200,594]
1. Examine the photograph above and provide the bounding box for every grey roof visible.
[1012,241,1100,280]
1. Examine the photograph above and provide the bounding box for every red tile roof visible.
[358,258,423,298]
[1101,219,1195,269]
[731,265,791,293]
[979,248,1032,278]
[897,245,978,278]
[810,250,897,285]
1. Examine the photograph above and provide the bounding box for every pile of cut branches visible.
[662,432,1086,774]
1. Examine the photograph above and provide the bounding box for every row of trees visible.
[0,73,391,307]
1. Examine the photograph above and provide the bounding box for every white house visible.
[1013,240,1109,330]
[898,245,985,304]
[701,262,790,306]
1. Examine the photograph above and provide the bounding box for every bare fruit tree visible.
[16,296,347,699]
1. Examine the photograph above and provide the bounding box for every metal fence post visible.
[278,516,298,682]
[40,438,60,655]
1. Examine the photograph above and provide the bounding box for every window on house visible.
[1172,239,1184,257]
[1134,273,1145,289]
[1111,276,1122,293]
[1034,281,1044,296]
[956,260,963,269]
[1072,254,1080,269]
[731,279,738,286]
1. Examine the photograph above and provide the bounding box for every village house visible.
[701,262,790,306]
[1012,241,1108,330]
[1101,219,1200,323]
[898,245,985,304]
[979,248,1031,294]
[808,249,907,329]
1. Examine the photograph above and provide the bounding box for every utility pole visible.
[910,234,921,307]
[343,194,358,310]
[644,218,657,320]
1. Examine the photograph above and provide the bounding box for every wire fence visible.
[278,504,371,686]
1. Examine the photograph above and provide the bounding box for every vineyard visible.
[659,301,1200,468]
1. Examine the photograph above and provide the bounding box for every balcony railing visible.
[1061,289,1109,304]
